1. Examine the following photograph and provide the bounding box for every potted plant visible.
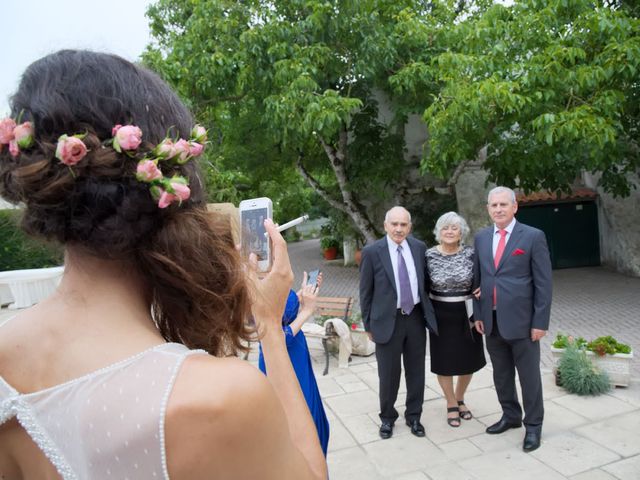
[551,333,633,387]
[320,236,339,260]
[557,342,611,395]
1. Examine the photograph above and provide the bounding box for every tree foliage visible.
[143,0,452,242]
[392,0,640,196]
[143,0,640,244]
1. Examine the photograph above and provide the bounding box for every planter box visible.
[551,346,633,387]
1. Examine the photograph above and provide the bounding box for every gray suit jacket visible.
[359,236,437,344]
[473,221,552,339]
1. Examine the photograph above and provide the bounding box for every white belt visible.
[428,293,473,302]
[429,293,474,319]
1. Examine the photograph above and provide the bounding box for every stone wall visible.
[583,173,640,277]
[454,163,493,240]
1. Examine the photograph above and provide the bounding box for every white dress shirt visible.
[386,235,419,309]
[492,217,517,258]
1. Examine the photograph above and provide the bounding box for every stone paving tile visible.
[327,416,358,452]
[575,410,640,457]
[421,462,475,480]
[458,448,567,480]
[467,425,526,453]
[395,472,430,480]
[362,436,449,477]
[530,432,621,477]
[601,454,640,480]
[339,413,382,445]
[328,446,385,480]
[437,437,484,461]
[324,389,380,418]
[569,470,618,480]
[542,401,591,436]
[553,392,637,421]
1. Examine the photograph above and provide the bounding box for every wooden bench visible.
[302,296,353,375]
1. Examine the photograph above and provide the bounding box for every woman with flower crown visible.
[0,50,327,480]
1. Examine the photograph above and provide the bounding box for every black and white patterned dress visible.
[425,245,486,375]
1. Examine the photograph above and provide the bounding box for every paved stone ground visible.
[288,238,640,378]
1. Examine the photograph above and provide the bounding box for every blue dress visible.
[258,295,330,456]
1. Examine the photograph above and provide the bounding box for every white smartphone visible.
[239,197,273,272]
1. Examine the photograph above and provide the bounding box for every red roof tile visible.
[516,188,597,205]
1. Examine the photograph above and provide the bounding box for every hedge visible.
[0,209,64,270]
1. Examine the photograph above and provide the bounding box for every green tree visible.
[143,0,456,242]
[392,0,640,196]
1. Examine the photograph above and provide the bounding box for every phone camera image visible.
[241,209,269,260]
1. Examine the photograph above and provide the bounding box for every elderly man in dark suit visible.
[359,206,438,439]
[473,186,552,452]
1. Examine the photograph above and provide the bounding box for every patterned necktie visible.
[493,229,507,306]
[397,245,414,314]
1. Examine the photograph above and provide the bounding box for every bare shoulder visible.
[165,354,315,480]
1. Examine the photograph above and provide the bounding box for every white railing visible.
[0,266,64,309]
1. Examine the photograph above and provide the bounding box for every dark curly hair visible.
[0,50,252,356]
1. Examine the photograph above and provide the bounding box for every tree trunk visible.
[296,129,379,244]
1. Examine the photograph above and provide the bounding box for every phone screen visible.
[307,269,320,287]
[241,208,269,261]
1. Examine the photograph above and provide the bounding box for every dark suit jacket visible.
[473,221,552,339]
[359,236,437,344]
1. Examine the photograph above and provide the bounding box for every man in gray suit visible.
[359,206,438,439]
[473,186,552,452]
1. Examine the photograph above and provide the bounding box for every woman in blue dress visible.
[259,273,330,456]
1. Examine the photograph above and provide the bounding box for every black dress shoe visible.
[486,418,522,434]
[379,422,393,439]
[405,419,426,437]
[523,431,541,452]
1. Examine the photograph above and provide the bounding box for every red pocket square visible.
[512,248,525,256]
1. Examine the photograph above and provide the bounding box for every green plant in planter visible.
[552,333,587,349]
[320,236,339,250]
[558,343,611,396]
[553,333,631,355]
[587,336,631,356]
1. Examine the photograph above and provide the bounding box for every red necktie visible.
[493,229,507,306]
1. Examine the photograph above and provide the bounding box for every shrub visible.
[0,209,64,270]
[558,343,611,396]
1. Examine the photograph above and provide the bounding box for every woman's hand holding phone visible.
[298,271,322,314]
[247,218,293,335]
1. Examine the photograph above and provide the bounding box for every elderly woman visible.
[426,212,486,427]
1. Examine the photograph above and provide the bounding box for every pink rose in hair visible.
[170,181,191,202]
[56,134,88,166]
[189,141,204,157]
[136,160,163,182]
[13,122,34,149]
[0,118,16,144]
[155,138,176,159]
[173,139,191,164]
[9,140,19,158]
[158,190,177,209]
[112,124,142,152]
[191,124,207,143]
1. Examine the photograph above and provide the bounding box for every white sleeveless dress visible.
[0,342,206,479]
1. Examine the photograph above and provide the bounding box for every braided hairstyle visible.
[0,50,252,356]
